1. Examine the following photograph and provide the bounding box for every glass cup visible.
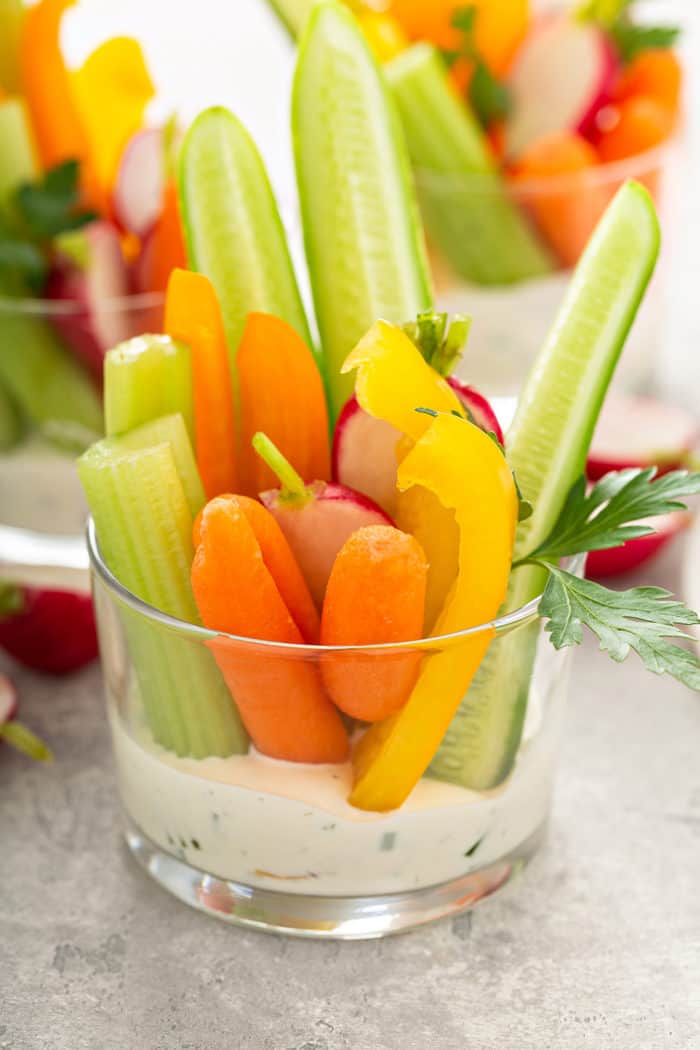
[420,142,678,401]
[0,292,163,589]
[89,518,581,939]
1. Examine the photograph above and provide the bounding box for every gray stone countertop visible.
[1,540,699,1050]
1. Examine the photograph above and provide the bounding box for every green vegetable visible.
[402,309,471,376]
[293,1,432,419]
[0,379,22,451]
[263,0,317,35]
[442,5,512,127]
[0,720,53,762]
[430,180,660,791]
[577,0,681,65]
[386,44,553,286]
[116,413,205,517]
[178,107,312,396]
[104,334,194,442]
[79,438,248,758]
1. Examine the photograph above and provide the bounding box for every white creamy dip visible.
[110,691,560,896]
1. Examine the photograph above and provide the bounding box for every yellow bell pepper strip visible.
[20,0,89,170]
[342,318,463,629]
[71,37,155,210]
[349,411,518,812]
[359,11,408,63]
[0,0,25,95]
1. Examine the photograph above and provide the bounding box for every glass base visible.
[124,816,547,940]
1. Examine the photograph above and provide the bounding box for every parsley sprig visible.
[515,468,700,689]
[0,160,96,294]
[441,6,511,127]
[578,0,681,65]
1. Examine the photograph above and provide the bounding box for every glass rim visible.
[0,289,164,317]
[87,517,582,655]
[413,140,675,197]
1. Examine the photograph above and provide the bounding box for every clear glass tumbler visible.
[89,518,580,939]
[421,143,677,400]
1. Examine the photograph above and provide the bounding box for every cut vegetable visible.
[431,180,661,790]
[112,127,165,237]
[505,13,618,159]
[191,495,348,763]
[179,107,311,395]
[332,395,403,517]
[0,0,24,93]
[320,525,428,721]
[79,439,247,757]
[0,97,38,210]
[104,333,194,441]
[116,413,205,518]
[238,312,330,495]
[447,376,504,445]
[587,394,700,480]
[293,1,432,418]
[164,268,238,498]
[133,180,186,293]
[264,0,318,36]
[386,43,553,286]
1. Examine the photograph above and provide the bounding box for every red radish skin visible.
[260,482,394,609]
[587,394,700,481]
[506,14,618,160]
[447,377,505,445]
[47,221,134,383]
[587,512,687,578]
[332,395,403,516]
[0,588,99,675]
[0,674,18,725]
[112,127,164,237]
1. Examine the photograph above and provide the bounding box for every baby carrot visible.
[320,525,428,722]
[612,50,682,114]
[191,496,348,763]
[237,312,330,495]
[165,269,238,499]
[595,95,674,165]
[193,495,320,645]
[509,131,606,268]
[139,180,187,292]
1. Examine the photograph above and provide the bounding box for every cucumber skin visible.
[293,2,433,420]
[386,45,553,287]
[0,308,103,434]
[263,0,317,35]
[178,108,314,388]
[431,182,661,790]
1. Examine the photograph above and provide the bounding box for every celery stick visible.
[104,334,194,442]
[117,414,205,518]
[0,378,22,450]
[386,45,553,286]
[0,0,24,94]
[0,307,103,435]
[79,439,248,757]
[0,98,39,211]
[431,182,660,789]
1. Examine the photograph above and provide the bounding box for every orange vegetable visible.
[613,49,682,114]
[320,525,428,722]
[359,10,408,62]
[165,268,238,500]
[509,131,607,268]
[20,0,89,170]
[595,95,675,164]
[193,494,320,645]
[71,37,154,209]
[389,0,529,75]
[139,180,187,292]
[191,496,348,763]
[237,312,330,495]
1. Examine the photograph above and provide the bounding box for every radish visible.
[0,672,51,761]
[587,511,687,578]
[255,434,393,609]
[333,382,503,517]
[332,395,403,516]
[505,14,618,160]
[587,394,700,481]
[112,127,165,238]
[46,221,134,383]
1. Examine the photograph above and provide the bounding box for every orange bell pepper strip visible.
[165,268,238,500]
[192,494,320,645]
[237,312,330,495]
[191,496,348,763]
[20,0,89,170]
[320,524,428,721]
[71,36,155,208]
[349,412,518,811]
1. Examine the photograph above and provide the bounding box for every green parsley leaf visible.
[403,310,472,376]
[576,0,632,25]
[610,22,681,64]
[539,567,700,691]
[518,468,700,566]
[469,61,511,126]
[450,6,477,34]
[15,159,96,240]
